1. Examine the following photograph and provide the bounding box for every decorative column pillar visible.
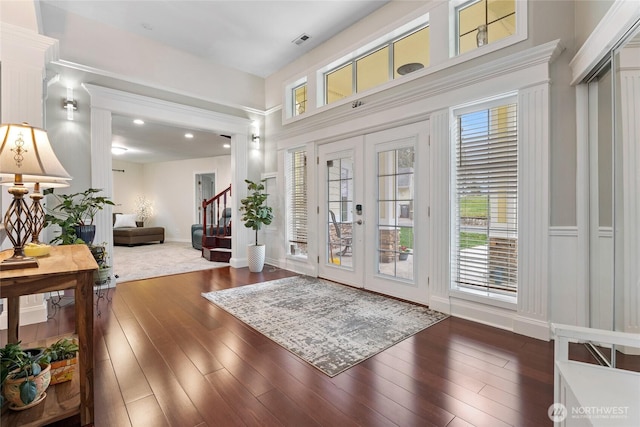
[0,21,59,328]
[514,82,551,340]
[428,109,451,313]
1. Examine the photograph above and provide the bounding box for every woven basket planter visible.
[49,357,77,385]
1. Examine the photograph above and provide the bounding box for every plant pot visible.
[93,266,112,284]
[49,357,77,385]
[247,244,266,273]
[399,252,409,261]
[74,225,96,245]
[3,363,51,410]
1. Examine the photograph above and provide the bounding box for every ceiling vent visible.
[292,33,311,46]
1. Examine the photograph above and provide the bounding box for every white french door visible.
[318,137,365,288]
[318,122,430,304]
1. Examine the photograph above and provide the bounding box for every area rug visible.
[202,276,447,376]
[114,242,228,283]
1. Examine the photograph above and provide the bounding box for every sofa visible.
[113,213,165,246]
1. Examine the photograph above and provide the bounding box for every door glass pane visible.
[327,157,354,268]
[376,147,414,280]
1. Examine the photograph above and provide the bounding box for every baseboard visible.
[449,297,514,332]
[428,295,451,314]
[0,298,48,330]
[513,315,551,341]
[229,257,247,269]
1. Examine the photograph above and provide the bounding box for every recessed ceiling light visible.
[111,146,128,155]
[185,133,194,139]
[223,143,231,149]
[133,119,144,125]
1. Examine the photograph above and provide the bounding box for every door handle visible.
[356,219,363,225]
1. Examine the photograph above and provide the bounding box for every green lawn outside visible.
[460,195,488,218]
[460,232,487,250]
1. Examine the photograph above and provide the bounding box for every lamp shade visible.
[0,123,71,180]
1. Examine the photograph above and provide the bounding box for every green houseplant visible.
[44,188,115,245]
[239,179,273,272]
[1,342,51,409]
[43,338,79,385]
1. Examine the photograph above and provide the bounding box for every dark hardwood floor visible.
[2,266,567,426]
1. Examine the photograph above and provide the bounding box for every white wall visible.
[141,156,231,242]
[111,159,144,215]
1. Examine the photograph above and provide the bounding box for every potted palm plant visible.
[44,188,115,245]
[239,179,273,272]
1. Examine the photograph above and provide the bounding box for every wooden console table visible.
[0,245,97,426]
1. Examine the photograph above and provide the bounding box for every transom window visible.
[293,83,307,116]
[456,0,516,54]
[324,24,430,105]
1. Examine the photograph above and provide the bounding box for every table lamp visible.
[0,177,71,244]
[0,123,71,270]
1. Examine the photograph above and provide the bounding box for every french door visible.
[318,122,430,303]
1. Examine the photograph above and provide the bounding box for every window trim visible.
[450,93,519,304]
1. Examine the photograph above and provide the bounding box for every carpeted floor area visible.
[202,276,448,376]
[113,242,228,283]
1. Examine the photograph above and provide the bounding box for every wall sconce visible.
[252,134,260,150]
[0,123,72,269]
[111,146,128,155]
[62,87,77,121]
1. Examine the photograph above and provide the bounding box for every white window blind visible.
[453,102,518,295]
[287,149,308,255]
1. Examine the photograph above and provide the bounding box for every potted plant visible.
[43,338,79,385]
[44,188,115,245]
[1,342,51,410]
[399,245,412,261]
[239,179,273,272]
[90,243,111,283]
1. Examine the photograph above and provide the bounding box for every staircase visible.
[201,184,232,262]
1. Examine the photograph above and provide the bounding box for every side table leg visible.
[76,270,95,425]
[7,296,20,343]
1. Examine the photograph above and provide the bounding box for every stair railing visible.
[202,184,231,248]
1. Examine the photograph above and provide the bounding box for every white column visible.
[229,131,250,268]
[90,107,114,269]
[514,83,551,340]
[428,109,451,313]
[0,22,58,328]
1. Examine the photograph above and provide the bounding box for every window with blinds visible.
[453,102,518,296]
[287,149,308,256]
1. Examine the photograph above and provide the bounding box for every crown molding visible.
[54,59,267,117]
[0,22,59,68]
[82,83,251,134]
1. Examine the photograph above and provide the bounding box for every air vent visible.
[292,33,311,46]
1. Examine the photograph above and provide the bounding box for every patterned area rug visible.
[202,276,447,376]
[114,242,227,283]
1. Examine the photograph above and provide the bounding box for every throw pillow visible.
[113,213,138,228]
